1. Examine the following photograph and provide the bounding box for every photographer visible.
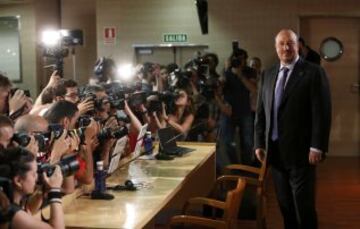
[52,79,94,116]
[213,79,234,174]
[0,74,31,120]
[43,101,95,185]
[223,48,257,165]
[13,114,75,214]
[140,62,157,93]
[160,89,194,138]
[0,147,64,229]
[82,85,119,168]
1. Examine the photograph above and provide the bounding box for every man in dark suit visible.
[254,29,331,229]
[298,37,321,65]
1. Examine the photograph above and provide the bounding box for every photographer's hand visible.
[84,119,100,151]
[67,133,80,153]
[25,135,39,156]
[46,70,61,88]
[77,97,94,116]
[43,165,63,189]
[50,130,70,164]
[104,116,118,130]
[161,102,169,121]
[124,100,131,116]
[8,89,27,115]
[153,111,166,129]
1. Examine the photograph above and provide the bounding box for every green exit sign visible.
[163,33,188,43]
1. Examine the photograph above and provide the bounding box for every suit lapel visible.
[281,59,305,104]
[268,64,279,110]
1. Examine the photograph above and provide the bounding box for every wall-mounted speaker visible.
[195,0,208,35]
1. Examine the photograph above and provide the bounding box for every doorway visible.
[300,17,360,156]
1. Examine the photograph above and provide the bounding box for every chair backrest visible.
[258,153,268,185]
[222,178,246,224]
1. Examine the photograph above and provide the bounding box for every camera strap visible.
[8,105,26,121]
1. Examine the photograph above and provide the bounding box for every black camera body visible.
[12,132,51,153]
[97,126,128,141]
[169,69,192,89]
[230,41,248,68]
[77,115,92,128]
[38,154,79,178]
[108,90,125,110]
[10,88,31,98]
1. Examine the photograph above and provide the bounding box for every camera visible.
[128,91,146,107]
[9,88,31,97]
[168,69,192,89]
[48,123,65,139]
[12,132,51,153]
[115,111,130,123]
[37,154,79,178]
[146,91,179,114]
[230,41,248,68]
[97,126,128,141]
[108,90,125,110]
[77,115,92,128]
[104,82,144,110]
[79,91,104,114]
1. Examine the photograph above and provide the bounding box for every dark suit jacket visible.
[254,58,331,167]
[305,47,321,65]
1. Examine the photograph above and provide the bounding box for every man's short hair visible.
[14,114,46,133]
[204,53,219,67]
[43,100,79,124]
[0,74,11,88]
[62,79,78,88]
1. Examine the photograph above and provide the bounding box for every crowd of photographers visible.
[0,46,262,228]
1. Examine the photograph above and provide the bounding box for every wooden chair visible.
[169,177,247,229]
[224,155,268,229]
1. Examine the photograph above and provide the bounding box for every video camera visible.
[79,91,104,115]
[168,69,192,89]
[147,90,180,114]
[104,82,145,109]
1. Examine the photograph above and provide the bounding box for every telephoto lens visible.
[97,126,128,141]
[38,154,79,177]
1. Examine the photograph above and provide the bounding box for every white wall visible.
[96,0,360,71]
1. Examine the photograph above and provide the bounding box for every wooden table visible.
[63,142,216,229]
